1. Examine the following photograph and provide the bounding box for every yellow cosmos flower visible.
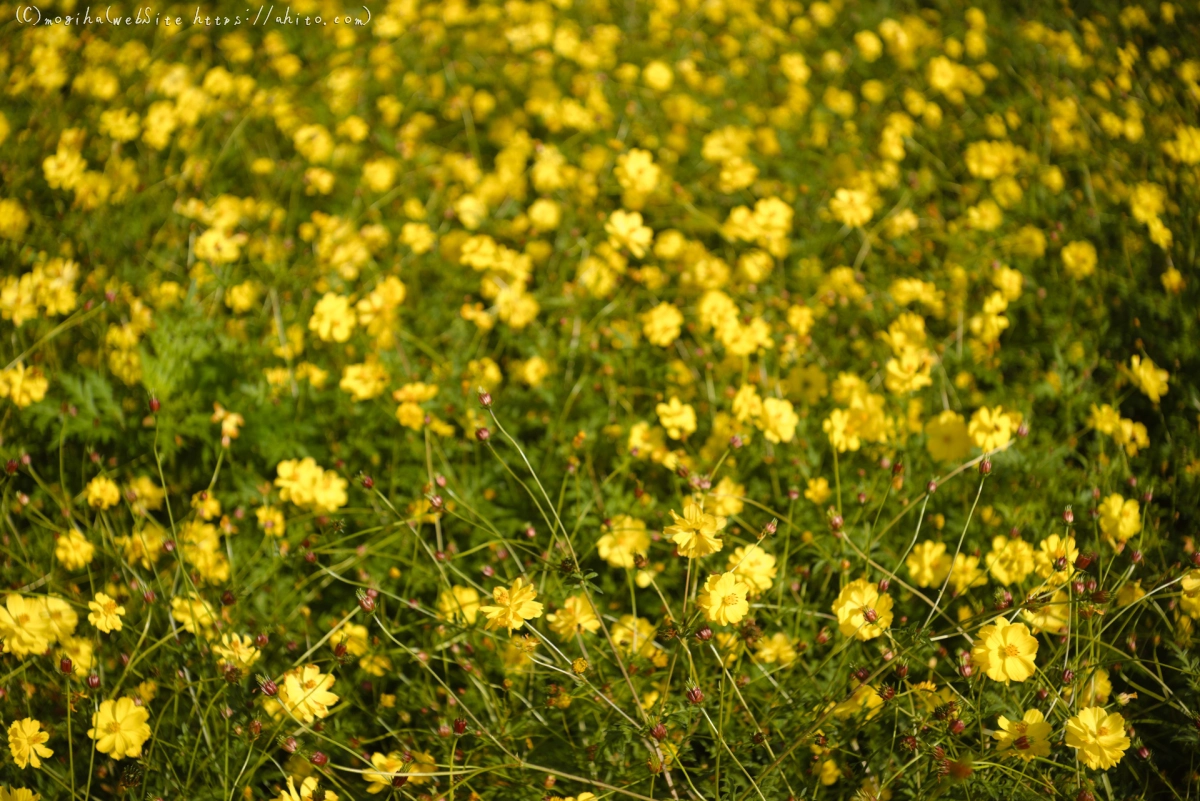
[971,618,1038,683]
[832,579,894,640]
[479,577,544,632]
[438,585,481,624]
[992,708,1052,760]
[698,571,750,626]
[664,503,726,558]
[1065,707,1131,770]
[87,592,125,633]
[88,697,151,760]
[7,719,52,769]
[1098,493,1141,543]
[546,594,600,639]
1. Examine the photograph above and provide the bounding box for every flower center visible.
[1004,644,1020,657]
[107,721,122,733]
[104,601,118,614]
[1096,726,1109,737]
[16,614,28,625]
[305,679,317,690]
[723,593,740,607]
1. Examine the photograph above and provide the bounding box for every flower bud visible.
[260,678,278,696]
[729,435,744,449]
[894,663,908,680]
[454,718,468,735]
[361,475,374,489]
[829,513,844,532]
[475,427,490,442]
[310,751,328,766]
[1063,506,1075,524]
[392,776,409,788]
[926,479,937,494]
[438,724,453,738]
[878,685,896,702]
[1062,668,1075,684]
[1017,422,1029,438]
[949,719,966,735]
[686,687,704,705]
[87,674,101,689]
[359,595,376,613]
[979,458,992,475]
[650,723,667,741]
[478,391,493,408]
[283,737,298,753]
[877,579,890,593]
[863,608,878,624]
[149,396,161,413]
[222,590,236,606]
[4,460,16,475]
[1074,552,1094,570]
[256,633,269,648]
[695,625,713,642]
[1137,746,1150,760]
[60,657,73,675]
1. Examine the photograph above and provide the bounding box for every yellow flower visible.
[364,752,407,794]
[1033,534,1078,585]
[480,577,544,632]
[906,541,950,588]
[256,505,286,537]
[0,364,49,408]
[85,476,121,509]
[664,503,726,558]
[264,665,339,724]
[276,776,339,801]
[804,477,832,505]
[727,544,777,595]
[968,406,1014,452]
[1128,355,1169,403]
[546,594,600,639]
[925,410,972,462]
[753,632,797,666]
[985,536,1034,586]
[88,697,151,760]
[213,633,261,670]
[171,594,217,636]
[0,787,41,801]
[829,188,874,228]
[970,618,1038,683]
[7,719,52,769]
[992,709,1052,760]
[1061,240,1097,279]
[54,530,95,571]
[438,585,481,624]
[758,397,798,443]
[949,553,987,594]
[596,514,650,569]
[641,302,683,347]
[1065,707,1131,770]
[1098,494,1141,543]
[832,579,893,640]
[339,361,390,401]
[698,572,750,626]
[605,210,654,258]
[87,592,125,633]
[655,397,696,440]
[0,595,52,657]
[308,292,356,343]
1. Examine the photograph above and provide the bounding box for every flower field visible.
[2,0,1200,799]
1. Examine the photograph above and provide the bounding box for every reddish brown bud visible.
[361,475,374,489]
[454,717,468,735]
[475,427,490,442]
[60,657,73,675]
[149,396,161,413]
[695,625,713,642]
[478,391,493,408]
[650,723,667,741]
[979,458,992,475]
[260,678,278,696]
[949,719,966,735]
[310,751,328,766]
[87,674,101,689]
[359,595,376,613]
[686,687,704,705]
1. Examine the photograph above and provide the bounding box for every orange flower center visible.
[1004,644,1020,657]
[104,601,118,614]
[723,593,740,606]
[107,721,122,733]
[1096,726,1109,737]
